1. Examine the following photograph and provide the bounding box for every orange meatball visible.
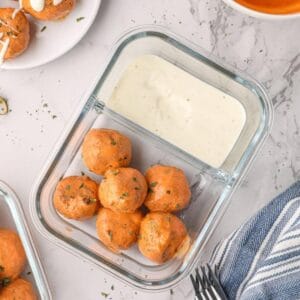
[0,229,26,281]
[144,165,191,212]
[82,129,132,176]
[99,168,147,213]
[0,8,30,61]
[96,208,143,252]
[0,278,37,300]
[53,176,99,220]
[138,212,189,264]
[22,0,76,21]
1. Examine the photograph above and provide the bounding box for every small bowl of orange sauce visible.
[222,0,300,19]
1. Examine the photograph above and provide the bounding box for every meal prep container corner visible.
[0,181,52,299]
[30,26,273,291]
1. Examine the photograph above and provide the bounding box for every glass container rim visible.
[30,26,273,292]
[0,180,52,300]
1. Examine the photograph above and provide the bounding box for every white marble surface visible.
[1,0,300,299]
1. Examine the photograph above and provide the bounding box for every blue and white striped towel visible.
[210,181,300,300]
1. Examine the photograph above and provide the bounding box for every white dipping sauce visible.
[30,0,45,12]
[107,55,246,168]
[29,0,63,12]
[53,0,64,5]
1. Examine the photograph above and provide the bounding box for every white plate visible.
[222,0,300,20]
[0,0,101,70]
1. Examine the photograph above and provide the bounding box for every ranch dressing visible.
[53,0,64,5]
[107,55,246,169]
[12,0,24,19]
[30,0,63,12]
[0,38,10,65]
[30,0,45,12]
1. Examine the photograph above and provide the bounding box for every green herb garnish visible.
[110,138,117,145]
[101,292,109,298]
[40,26,47,32]
[79,183,84,189]
[150,182,158,187]
[66,185,71,191]
[83,198,97,205]
[121,192,129,198]
[112,169,120,176]
[76,17,85,22]
[1,278,11,287]
[107,230,113,241]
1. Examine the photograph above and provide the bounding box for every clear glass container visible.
[30,27,273,291]
[0,181,52,299]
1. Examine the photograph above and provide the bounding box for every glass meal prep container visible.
[30,27,273,291]
[0,181,51,299]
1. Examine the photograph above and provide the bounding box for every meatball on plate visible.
[99,168,147,213]
[144,165,191,212]
[22,0,76,21]
[0,8,30,63]
[0,0,102,69]
[53,176,99,220]
[82,129,132,175]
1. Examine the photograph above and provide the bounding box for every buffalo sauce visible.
[235,0,300,14]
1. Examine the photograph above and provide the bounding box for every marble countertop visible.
[1,0,300,299]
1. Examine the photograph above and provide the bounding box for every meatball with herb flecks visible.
[0,229,26,282]
[0,8,30,62]
[138,212,189,264]
[82,129,132,175]
[99,168,147,213]
[0,278,37,300]
[53,176,99,220]
[96,208,143,252]
[144,165,191,212]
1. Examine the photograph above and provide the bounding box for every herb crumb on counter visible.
[101,291,109,298]
[76,17,85,22]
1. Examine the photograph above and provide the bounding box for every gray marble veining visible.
[0,0,300,299]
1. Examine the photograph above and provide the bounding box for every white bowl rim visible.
[222,0,300,20]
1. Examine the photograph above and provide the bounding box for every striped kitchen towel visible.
[210,181,300,300]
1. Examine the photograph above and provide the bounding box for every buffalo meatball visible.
[0,8,30,61]
[99,168,147,213]
[144,165,191,212]
[53,176,99,220]
[0,278,37,300]
[96,208,143,252]
[22,0,76,21]
[0,229,26,281]
[82,129,132,175]
[138,212,189,264]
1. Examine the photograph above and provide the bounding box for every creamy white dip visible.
[107,55,246,168]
